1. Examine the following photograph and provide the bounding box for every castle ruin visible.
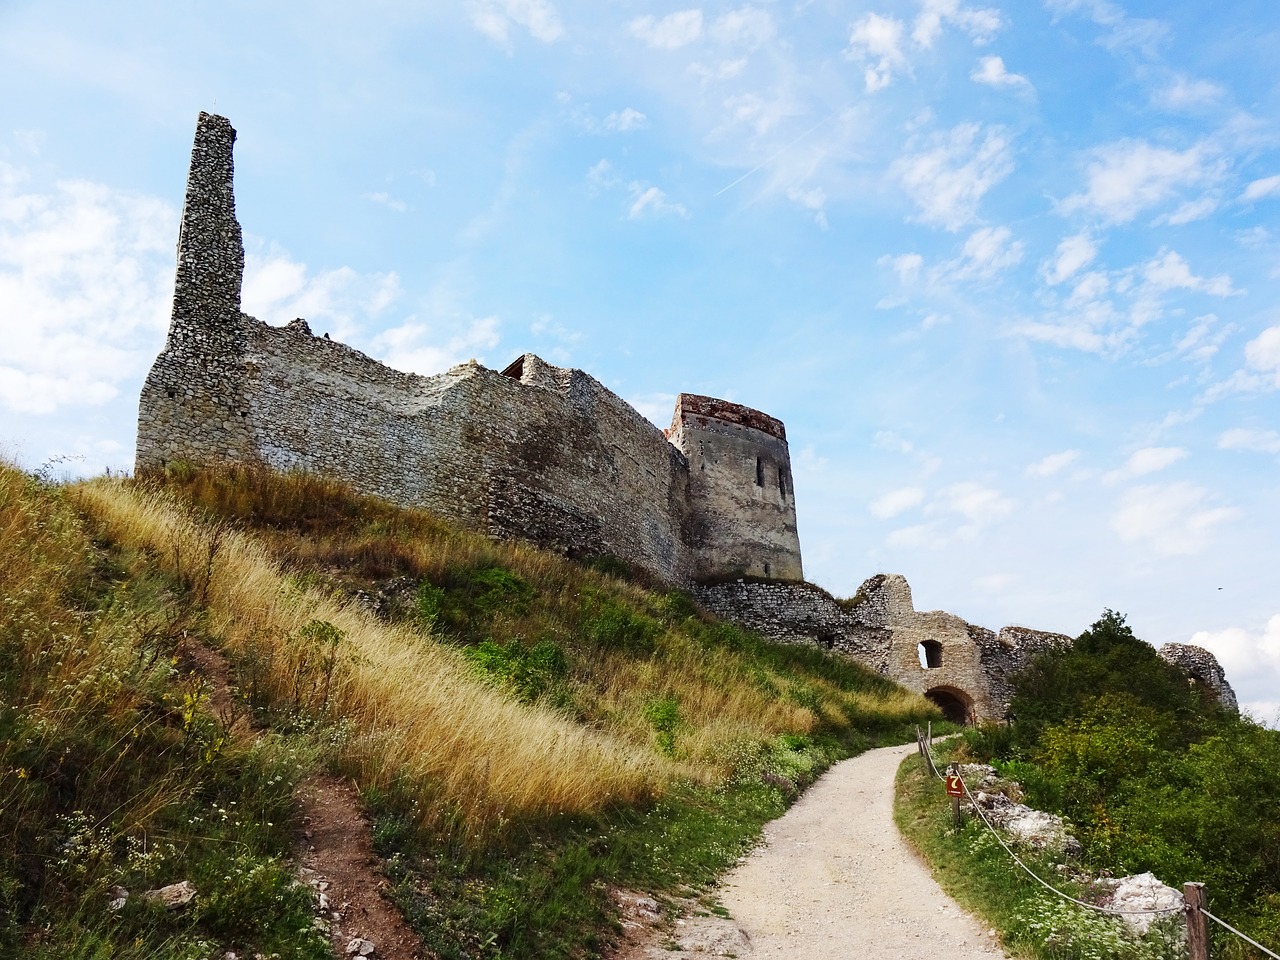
[137,113,1235,722]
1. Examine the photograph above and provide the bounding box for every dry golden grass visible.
[74,478,669,841]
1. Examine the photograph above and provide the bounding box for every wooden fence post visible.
[1185,882,1209,960]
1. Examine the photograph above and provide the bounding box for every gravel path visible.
[647,741,1010,959]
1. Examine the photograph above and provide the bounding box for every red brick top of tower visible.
[669,394,786,442]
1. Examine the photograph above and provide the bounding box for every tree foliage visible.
[981,610,1280,942]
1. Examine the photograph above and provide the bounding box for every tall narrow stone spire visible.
[171,112,244,337]
[136,113,252,472]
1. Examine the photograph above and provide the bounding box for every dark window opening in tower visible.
[778,468,788,497]
[755,457,764,486]
[918,640,943,669]
[763,561,771,577]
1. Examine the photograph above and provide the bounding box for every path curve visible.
[650,741,1009,959]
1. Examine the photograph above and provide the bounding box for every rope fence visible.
[913,727,1280,960]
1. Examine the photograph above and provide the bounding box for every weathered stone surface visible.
[1158,643,1238,712]
[1105,873,1184,935]
[137,114,801,591]
[142,880,197,910]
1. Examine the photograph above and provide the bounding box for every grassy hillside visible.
[1,461,944,958]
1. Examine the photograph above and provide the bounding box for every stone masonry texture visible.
[136,113,1237,721]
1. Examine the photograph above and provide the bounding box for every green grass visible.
[894,745,1190,960]
[0,465,330,960]
[5,461,947,958]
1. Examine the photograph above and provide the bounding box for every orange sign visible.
[945,775,964,798]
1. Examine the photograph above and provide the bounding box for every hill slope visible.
[0,462,944,958]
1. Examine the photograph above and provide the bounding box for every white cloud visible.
[710,7,775,49]
[1163,197,1217,224]
[913,0,1001,48]
[362,191,407,213]
[894,123,1013,231]
[242,249,401,345]
[1104,446,1187,483]
[627,391,679,429]
[886,522,938,549]
[1174,314,1231,363]
[1245,325,1280,385]
[970,55,1031,90]
[1045,0,1167,55]
[627,183,689,220]
[367,315,501,377]
[468,0,564,48]
[950,225,1023,278]
[1219,427,1280,455]
[1061,140,1221,224]
[603,108,648,132]
[1111,482,1236,555]
[870,486,925,519]
[845,13,907,92]
[880,251,924,284]
[0,170,175,416]
[1026,450,1080,477]
[1201,324,1280,399]
[1242,175,1280,202]
[1141,249,1237,297]
[1042,232,1097,285]
[1188,615,1280,702]
[1154,75,1224,111]
[630,9,704,50]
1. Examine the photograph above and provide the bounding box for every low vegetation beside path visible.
[0,461,945,958]
[896,612,1280,960]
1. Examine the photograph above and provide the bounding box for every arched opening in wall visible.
[918,639,942,669]
[924,686,974,725]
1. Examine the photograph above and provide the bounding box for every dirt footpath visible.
[646,741,1009,959]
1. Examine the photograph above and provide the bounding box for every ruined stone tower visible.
[668,395,802,582]
[138,113,255,468]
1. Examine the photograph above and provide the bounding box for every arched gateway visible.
[924,686,975,725]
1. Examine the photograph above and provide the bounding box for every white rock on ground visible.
[1106,873,1184,935]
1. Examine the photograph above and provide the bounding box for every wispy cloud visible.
[894,123,1013,231]
[0,170,174,415]
[629,9,703,50]
[603,107,647,132]
[1026,450,1080,477]
[845,13,907,92]
[362,191,407,213]
[1111,482,1236,555]
[1061,140,1221,224]
[1219,427,1280,455]
[1042,232,1098,285]
[1104,446,1187,484]
[913,0,1001,48]
[468,0,564,48]
[1242,175,1280,202]
[869,485,925,519]
[970,55,1031,91]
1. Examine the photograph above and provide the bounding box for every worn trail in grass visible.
[680,742,1008,959]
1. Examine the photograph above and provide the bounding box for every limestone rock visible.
[142,880,197,910]
[1159,643,1238,712]
[1105,872,1183,935]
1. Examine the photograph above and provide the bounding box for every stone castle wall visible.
[138,112,1238,723]
[137,112,798,589]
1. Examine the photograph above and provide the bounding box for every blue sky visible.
[2,0,1278,720]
